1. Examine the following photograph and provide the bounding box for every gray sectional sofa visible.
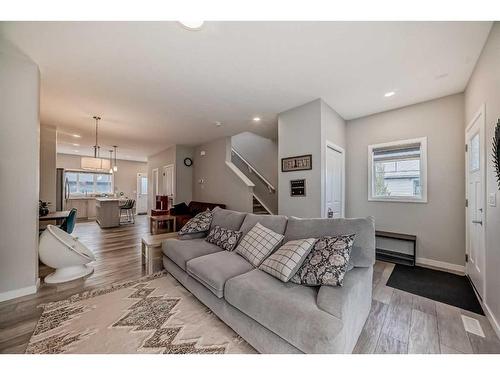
[162,207,375,354]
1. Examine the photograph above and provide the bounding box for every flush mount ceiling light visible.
[72,143,79,147]
[384,91,396,97]
[214,121,222,127]
[72,134,81,138]
[81,116,110,171]
[178,21,204,30]
[253,117,261,122]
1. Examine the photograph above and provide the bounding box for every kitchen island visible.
[95,198,122,228]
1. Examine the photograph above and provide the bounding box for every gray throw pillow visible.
[205,225,243,252]
[259,238,316,282]
[178,209,212,236]
[290,234,355,287]
[235,223,284,267]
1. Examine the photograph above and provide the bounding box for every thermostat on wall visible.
[200,150,206,156]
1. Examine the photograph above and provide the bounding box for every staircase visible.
[253,196,270,215]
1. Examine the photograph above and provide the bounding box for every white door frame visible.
[136,173,148,214]
[465,103,486,299]
[324,141,345,218]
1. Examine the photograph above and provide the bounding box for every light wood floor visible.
[1,216,499,354]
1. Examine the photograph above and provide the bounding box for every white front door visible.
[162,164,174,198]
[465,106,486,299]
[325,144,344,219]
[136,173,148,214]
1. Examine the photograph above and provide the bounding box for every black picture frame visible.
[493,119,500,189]
[281,154,312,172]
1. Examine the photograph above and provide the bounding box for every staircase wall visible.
[192,137,253,212]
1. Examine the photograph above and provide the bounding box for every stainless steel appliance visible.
[56,168,70,211]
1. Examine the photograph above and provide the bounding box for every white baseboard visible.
[416,257,465,274]
[0,284,38,302]
[484,303,500,339]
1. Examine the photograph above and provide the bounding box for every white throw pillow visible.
[259,238,317,282]
[235,222,284,267]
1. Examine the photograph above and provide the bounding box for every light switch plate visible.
[488,192,497,207]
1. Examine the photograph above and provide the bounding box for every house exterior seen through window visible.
[66,171,113,196]
[368,137,427,203]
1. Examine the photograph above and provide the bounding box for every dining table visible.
[39,210,70,225]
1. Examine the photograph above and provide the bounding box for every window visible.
[368,137,427,202]
[65,171,113,196]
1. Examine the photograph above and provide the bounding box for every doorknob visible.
[472,220,483,225]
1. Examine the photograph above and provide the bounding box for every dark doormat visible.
[386,264,484,315]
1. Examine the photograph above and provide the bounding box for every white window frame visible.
[368,137,428,203]
[65,170,114,197]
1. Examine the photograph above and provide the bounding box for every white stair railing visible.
[231,148,276,193]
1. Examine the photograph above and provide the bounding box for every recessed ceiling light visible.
[72,134,81,138]
[253,117,261,122]
[178,21,204,30]
[73,149,79,153]
[384,91,396,97]
[214,121,222,127]
[72,143,80,147]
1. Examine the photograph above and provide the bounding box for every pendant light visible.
[113,145,118,172]
[81,116,111,170]
[109,150,114,174]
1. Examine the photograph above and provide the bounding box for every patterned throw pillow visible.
[178,209,212,236]
[259,238,317,282]
[235,223,284,267]
[290,234,355,287]
[205,225,243,251]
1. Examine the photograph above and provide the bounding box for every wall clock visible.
[493,119,500,189]
[183,157,193,167]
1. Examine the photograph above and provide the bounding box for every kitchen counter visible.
[95,199,122,228]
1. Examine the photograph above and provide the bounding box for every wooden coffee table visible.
[149,215,176,234]
[141,232,178,274]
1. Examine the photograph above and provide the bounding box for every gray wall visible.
[231,131,278,186]
[278,98,346,218]
[231,131,278,213]
[40,125,57,209]
[0,40,40,300]
[192,137,253,212]
[174,145,194,205]
[278,99,323,217]
[464,22,500,333]
[346,93,465,266]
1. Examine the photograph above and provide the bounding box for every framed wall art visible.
[281,154,312,172]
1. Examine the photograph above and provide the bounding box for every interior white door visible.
[136,173,148,214]
[162,164,174,198]
[325,145,344,219]
[465,107,486,299]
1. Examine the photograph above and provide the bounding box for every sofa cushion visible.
[162,238,222,271]
[290,235,355,286]
[235,223,284,267]
[178,209,212,236]
[224,269,343,354]
[284,217,375,268]
[186,252,254,298]
[210,207,247,231]
[259,238,316,282]
[205,225,243,252]
[239,213,288,236]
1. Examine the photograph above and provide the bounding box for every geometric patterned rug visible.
[25,271,256,354]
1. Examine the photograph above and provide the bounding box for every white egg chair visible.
[39,224,95,283]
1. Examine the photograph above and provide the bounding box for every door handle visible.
[472,220,483,225]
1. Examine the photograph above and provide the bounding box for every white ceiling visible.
[0,21,492,161]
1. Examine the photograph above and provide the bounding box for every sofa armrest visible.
[316,266,373,320]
